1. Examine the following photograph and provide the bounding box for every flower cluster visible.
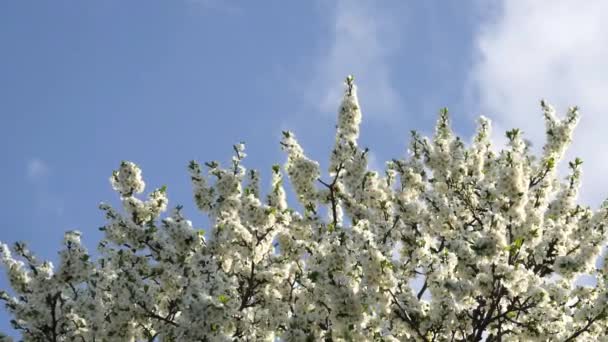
[2,77,608,341]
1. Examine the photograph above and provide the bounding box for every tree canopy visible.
[2,76,608,341]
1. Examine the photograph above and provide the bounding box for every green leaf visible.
[308,271,320,282]
[546,157,555,170]
[159,185,167,193]
[147,225,158,235]
[505,128,519,141]
[507,237,525,253]
[205,161,219,169]
[272,164,281,173]
[380,259,394,271]
[327,223,335,233]
[218,294,230,304]
[569,157,583,170]
[265,207,278,216]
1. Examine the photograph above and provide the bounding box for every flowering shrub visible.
[2,76,608,341]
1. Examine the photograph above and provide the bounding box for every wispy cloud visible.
[26,158,49,183]
[469,0,608,205]
[366,150,383,174]
[307,0,403,120]
[25,158,64,216]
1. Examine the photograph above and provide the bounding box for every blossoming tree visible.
[2,77,608,341]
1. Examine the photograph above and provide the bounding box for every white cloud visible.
[308,0,402,120]
[366,150,383,173]
[25,158,64,216]
[470,1,608,205]
[26,158,49,183]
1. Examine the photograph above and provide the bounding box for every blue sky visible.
[2,0,608,336]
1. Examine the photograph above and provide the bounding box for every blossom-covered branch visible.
[2,77,608,341]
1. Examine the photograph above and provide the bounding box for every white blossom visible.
[2,77,608,341]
